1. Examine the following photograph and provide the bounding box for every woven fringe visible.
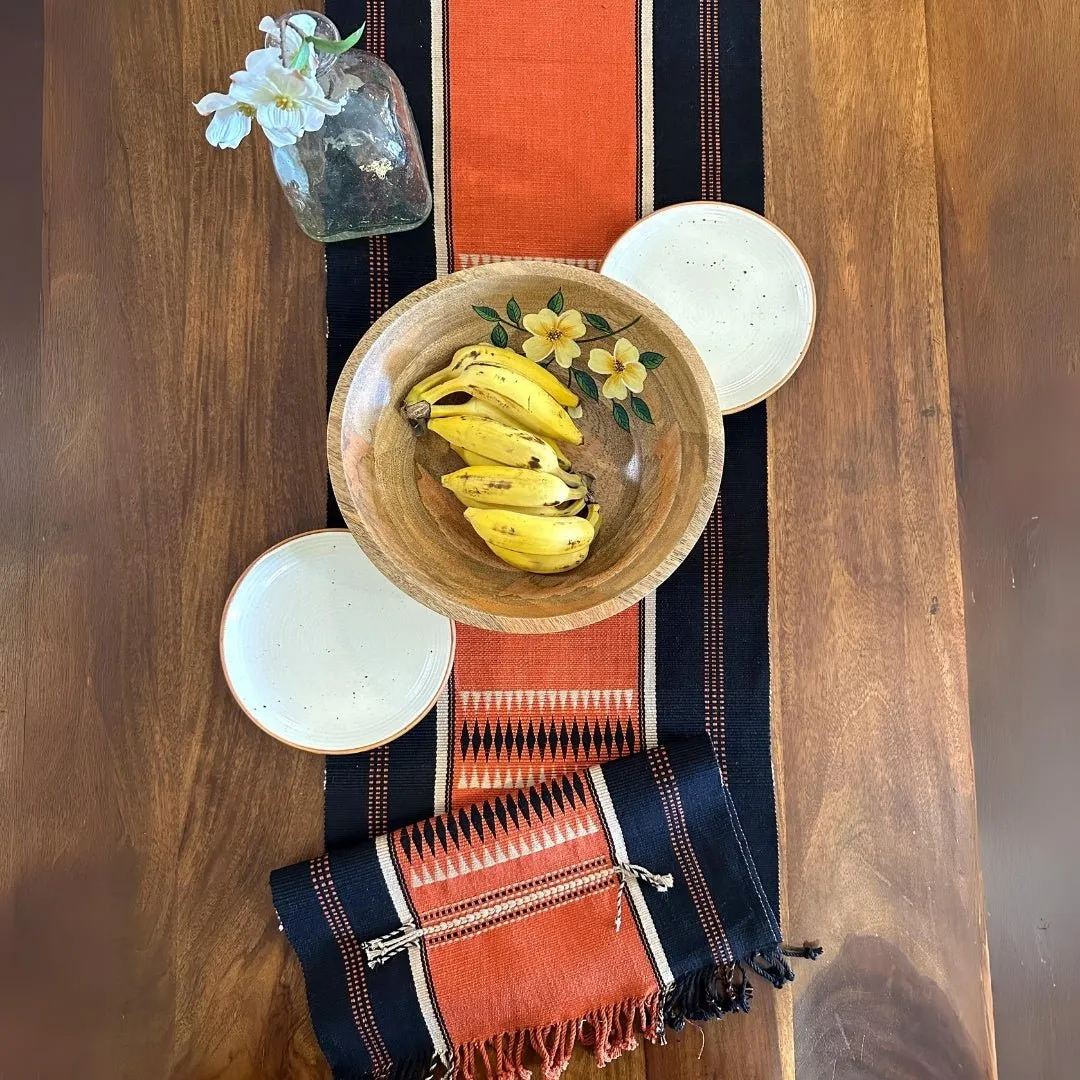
[453,991,662,1080]
[389,944,821,1080]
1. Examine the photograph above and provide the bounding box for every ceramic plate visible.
[602,202,816,413]
[220,530,455,753]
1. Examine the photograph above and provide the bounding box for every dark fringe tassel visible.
[663,941,822,1032]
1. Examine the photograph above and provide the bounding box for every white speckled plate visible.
[220,530,455,754]
[602,202,816,413]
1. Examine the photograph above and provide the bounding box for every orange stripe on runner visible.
[446,0,641,265]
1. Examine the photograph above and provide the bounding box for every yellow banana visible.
[451,344,579,408]
[441,465,577,508]
[450,444,500,468]
[417,366,582,445]
[429,415,560,472]
[585,503,601,536]
[486,541,590,574]
[538,435,574,472]
[449,489,586,516]
[405,365,454,404]
[464,508,595,556]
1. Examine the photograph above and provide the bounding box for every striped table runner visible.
[322,0,777,922]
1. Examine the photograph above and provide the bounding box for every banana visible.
[417,366,582,445]
[486,541,590,574]
[585,503,601,536]
[450,489,587,516]
[450,444,500,468]
[441,465,578,508]
[464,508,595,556]
[538,435,574,472]
[429,414,560,472]
[405,365,454,405]
[450,344,579,408]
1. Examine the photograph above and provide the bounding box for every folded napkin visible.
[272,736,816,1080]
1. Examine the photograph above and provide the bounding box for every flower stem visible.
[579,314,642,343]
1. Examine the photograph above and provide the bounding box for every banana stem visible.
[401,400,433,433]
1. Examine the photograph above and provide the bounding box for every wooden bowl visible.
[328,261,724,633]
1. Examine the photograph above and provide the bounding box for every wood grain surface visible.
[12,0,1080,1076]
[925,4,1080,1077]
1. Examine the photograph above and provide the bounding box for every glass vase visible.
[266,11,432,242]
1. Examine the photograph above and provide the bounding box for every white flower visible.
[258,13,318,76]
[193,90,256,149]
[229,48,343,148]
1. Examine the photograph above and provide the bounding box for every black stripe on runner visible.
[325,0,440,849]
[715,0,777,911]
[652,0,708,748]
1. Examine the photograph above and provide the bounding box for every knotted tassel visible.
[613,862,675,932]
[361,921,426,967]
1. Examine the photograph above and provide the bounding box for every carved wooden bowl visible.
[328,261,724,633]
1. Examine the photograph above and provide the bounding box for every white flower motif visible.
[193,90,256,149]
[258,13,318,76]
[228,48,343,148]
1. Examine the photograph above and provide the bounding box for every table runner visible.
[321,0,778,924]
[274,738,804,1080]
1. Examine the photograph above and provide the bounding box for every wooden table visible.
[5,1,1077,1077]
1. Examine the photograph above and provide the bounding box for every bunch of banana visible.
[402,343,603,574]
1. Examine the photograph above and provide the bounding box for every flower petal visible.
[552,338,581,368]
[228,79,276,106]
[522,310,556,336]
[205,105,252,148]
[299,102,328,132]
[257,102,305,145]
[302,90,345,115]
[558,310,587,340]
[238,46,283,76]
[602,373,629,400]
[522,335,554,361]
[620,362,646,394]
[588,348,616,375]
[194,91,236,115]
[613,337,640,366]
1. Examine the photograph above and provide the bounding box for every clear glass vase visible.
[266,11,432,242]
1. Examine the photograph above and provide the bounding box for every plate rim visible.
[219,528,457,755]
[600,200,818,414]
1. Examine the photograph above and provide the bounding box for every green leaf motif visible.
[506,297,522,325]
[571,368,599,401]
[473,305,501,322]
[490,324,509,348]
[631,397,654,424]
[639,351,665,370]
[547,289,565,316]
[289,39,312,70]
[583,312,612,334]
[311,23,365,54]
[612,401,631,432]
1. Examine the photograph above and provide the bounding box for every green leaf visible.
[639,351,665,369]
[612,402,631,432]
[506,297,522,325]
[583,312,612,334]
[310,23,366,54]
[490,324,509,348]
[571,368,599,401]
[631,397,654,424]
[547,289,564,316]
[473,305,501,322]
[289,39,312,70]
